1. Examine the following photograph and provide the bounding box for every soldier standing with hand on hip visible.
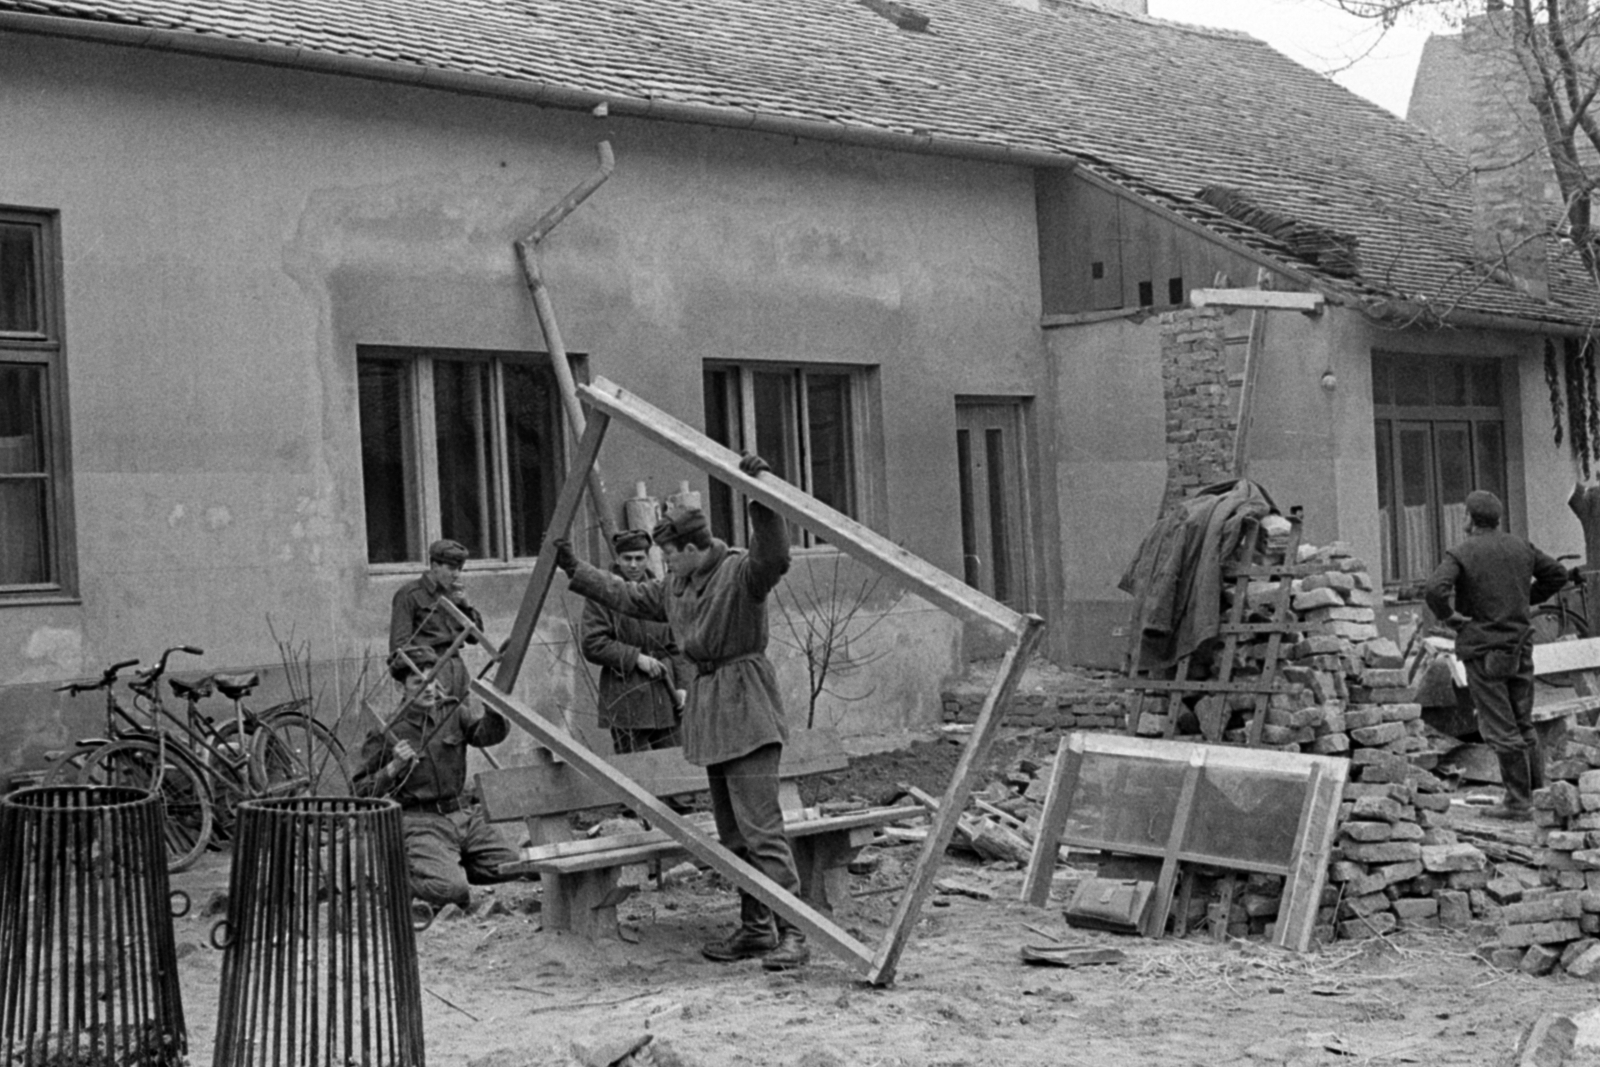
[550,453,810,971]
[1425,490,1567,820]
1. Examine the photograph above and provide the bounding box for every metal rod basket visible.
[214,796,422,1067]
[0,784,188,1067]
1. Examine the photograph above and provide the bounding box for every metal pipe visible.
[516,141,618,547]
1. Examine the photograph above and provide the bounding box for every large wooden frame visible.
[480,375,1044,985]
[1021,732,1346,953]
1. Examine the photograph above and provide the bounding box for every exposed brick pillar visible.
[1159,307,1238,508]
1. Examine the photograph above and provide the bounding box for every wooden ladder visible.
[1118,507,1313,747]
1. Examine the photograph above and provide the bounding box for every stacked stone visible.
[940,688,1125,731]
[1486,773,1600,976]
[1321,778,1489,943]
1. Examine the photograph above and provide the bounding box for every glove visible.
[739,452,772,478]
[546,537,579,576]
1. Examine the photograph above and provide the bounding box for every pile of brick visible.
[1485,772,1600,976]
[1323,779,1489,943]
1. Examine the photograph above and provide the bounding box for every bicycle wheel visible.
[80,738,215,872]
[41,741,104,785]
[1532,606,1586,645]
[202,720,256,843]
[249,714,352,797]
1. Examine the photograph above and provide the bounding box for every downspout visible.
[514,141,618,546]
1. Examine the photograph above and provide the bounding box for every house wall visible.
[0,32,1050,775]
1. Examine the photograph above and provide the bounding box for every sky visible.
[1144,0,1454,117]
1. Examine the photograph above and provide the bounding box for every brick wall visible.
[1159,306,1237,506]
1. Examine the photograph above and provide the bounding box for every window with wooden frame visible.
[702,362,872,547]
[356,346,565,567]
[1,209,75,600]
[1372,352,1507,590]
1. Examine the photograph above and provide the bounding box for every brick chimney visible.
[1418,9,1555,300]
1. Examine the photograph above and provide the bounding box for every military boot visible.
[701,893,777,962]
[1482,749,1535,820]
[762,920,810,971]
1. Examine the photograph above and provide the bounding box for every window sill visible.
[0,593,82,608]
[368,560,538,577]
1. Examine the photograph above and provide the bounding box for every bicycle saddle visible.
[212,672,261,699]
[169,675,215,701]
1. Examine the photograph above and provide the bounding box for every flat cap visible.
[611,528,652,554]
[1466,490,1503,526]
[428,538,469,565]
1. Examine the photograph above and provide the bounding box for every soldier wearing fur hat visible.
[581,528,688,754]
[389,538,485,701]
[550,454,810,971]
[1425,490,1567,819]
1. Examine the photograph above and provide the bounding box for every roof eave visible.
[0,10,1082,171]
[1359,296,1600,337]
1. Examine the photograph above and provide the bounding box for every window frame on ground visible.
[0,207,75,602]
[1372,351,1508,593]
[702,361,877,549]
[356,345,568,569]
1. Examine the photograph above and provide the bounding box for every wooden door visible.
[955,400,1030,612]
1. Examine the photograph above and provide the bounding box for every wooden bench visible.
[477,729,909,938]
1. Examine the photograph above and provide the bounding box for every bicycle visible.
[1532,554,1593,645]
[50,648,216,871]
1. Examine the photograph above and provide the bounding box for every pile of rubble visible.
[1484,772,1600,976]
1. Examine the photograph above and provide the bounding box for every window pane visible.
[1375,420,1393,582]
[956,428,980,588]
[985,427,1012,604]
[1396,425,1435,581]
[1437,361,1469,407]
[0,224,40,334]
[1436,422,1471,554]
[0,365,45,474]
[703,368,738,544]
[433,359,500,560]
[752,371,798,484]
[1371,355,1393,406]
[1393,360,1430,407]
[505,361,561,558]
[0,478,48,585]
[358,357,421,565]
[805,373,855,518]
[1470,361,1502,407]
[1475,421,1506,512]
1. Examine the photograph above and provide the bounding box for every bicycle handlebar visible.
[132,646,205,689]
[54,657,142,695]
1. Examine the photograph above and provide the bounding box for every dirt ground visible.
[161,728,1600,1067]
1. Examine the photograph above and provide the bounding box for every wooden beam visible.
[866,615,1045,985]
[472,679,876,975]
[493,412,610,691]
[577,377,1027,635]
[1533,637,1600,677]
[1191,289,1325,313]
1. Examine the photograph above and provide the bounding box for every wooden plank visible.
[578,377,1026,635]
[473,680,877,974]
[1190,288,1325,312]
[1274,758,1347,953]
[1533,638,1600,677]
[1109,679,1295,694]
[866,616,1046,985]
[493,412,610,691]
[1532,694,1600,722]
[1145,748,1205,938]
[1022,733,1082,905]
[479,727,852,820]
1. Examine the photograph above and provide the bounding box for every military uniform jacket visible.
[353,698,510,806]
[1424,529,1566,660]
[389,573,484,656]
[569,504,790,766]
[581,565,687,731]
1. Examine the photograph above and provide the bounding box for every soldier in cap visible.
[389,538,485,701]
[1425,490,1568,819]
[353,650,519,910]
[550,454,810,971]
[581,528,688,753]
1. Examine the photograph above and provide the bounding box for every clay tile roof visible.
[6,0,1597,328]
